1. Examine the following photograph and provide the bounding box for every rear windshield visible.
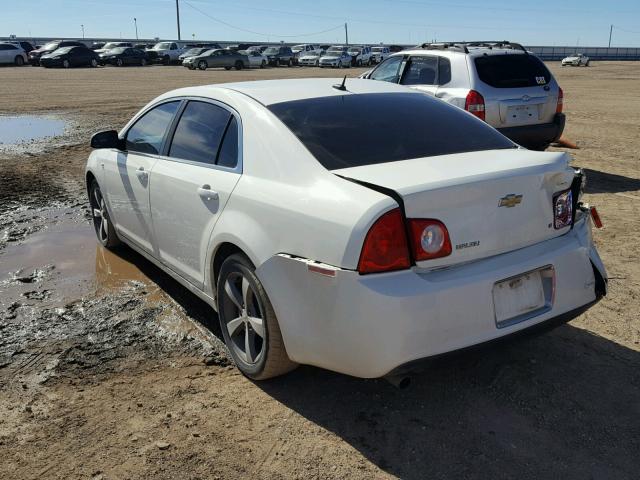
[268,93,515,170]
[474,54,551,88]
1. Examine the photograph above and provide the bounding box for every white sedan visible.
[239,49,267,68]
[85,79,607,380]
[562,53,590,66]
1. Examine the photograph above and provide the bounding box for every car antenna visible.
[333,75,347,91]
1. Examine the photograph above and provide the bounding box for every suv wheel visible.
[217,254,297,380]
[14,55,25,66]
[116,58,123,67]
[198,60,208,70]
[90,58,98,67]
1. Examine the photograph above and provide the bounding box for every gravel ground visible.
[0,62,638,480]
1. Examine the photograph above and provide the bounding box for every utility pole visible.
[176,0,182,40]
[81,24,84,39]
[134,18,138,40]
[608,24,613,47]
[344,22,348,45]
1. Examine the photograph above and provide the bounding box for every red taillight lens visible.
[556,87,563,114]
[409,219,452,261]
[357,208,410,274]
[465,90,485,121]
[553,189,573,229]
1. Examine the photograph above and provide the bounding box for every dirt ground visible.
[0,62,638,480]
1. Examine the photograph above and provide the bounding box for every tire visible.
[260,60,266,69]
[357,59,362,67]
[217,254,297,380]
[89,180,120,249]
[62,59,70,69]
[337,61,342,69]
[224,66,232,71]
[141,58,147,66]
[116,58,123,67]
[235,60,243,70]
[14,55,25,66]
[163,55,170,65]
[585,60,590,67]
[198,60,208,71]
[90,58,98,67]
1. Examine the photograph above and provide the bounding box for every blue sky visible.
[3,0,640,46]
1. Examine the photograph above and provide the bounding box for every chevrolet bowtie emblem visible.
[499,194,523,208]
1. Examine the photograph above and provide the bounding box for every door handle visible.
[136,166,148,179]
[197,185,219,201]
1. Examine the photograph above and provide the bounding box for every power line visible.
[183,2,343,38]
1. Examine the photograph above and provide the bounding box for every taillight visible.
[465,90,485,121]
[556,87,563,114]
[357,208,410,274]
[553,189,573,229]
[409,219,452,261]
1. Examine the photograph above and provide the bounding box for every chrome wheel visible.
[222,272,265,364]
[90,185,109,244]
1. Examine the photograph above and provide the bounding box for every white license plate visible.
[493,270,546,326]
[507,105,537,123]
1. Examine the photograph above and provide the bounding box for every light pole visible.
[608,24,613,48]
[176,0,182,40]
[81,24,84,39]
[134,18,138,40]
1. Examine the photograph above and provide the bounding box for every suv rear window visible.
[268,93,514,170]
[474,54,551,88]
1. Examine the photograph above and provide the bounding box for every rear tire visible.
[90,58,98,67]
[217,254,297,380]
[260,60,266,69]
[224,66,232,70]
[141,58,147,66]
[14,55,25,66]
[89,180,121,249]
[235,60,244,70]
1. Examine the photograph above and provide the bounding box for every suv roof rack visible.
[419,40,528,55]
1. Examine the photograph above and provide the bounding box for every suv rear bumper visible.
[497,113,565,149]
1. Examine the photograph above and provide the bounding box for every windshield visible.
[292,45,305,51]
[372,47,384,52]
[153,42,172,50]
[348,47,361,54]
[42,42,59,51]
[109,47,126,54]
[268,93,514,170]
[264,47,279,54]
[53,47,73,54]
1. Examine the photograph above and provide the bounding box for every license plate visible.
[508,105,536,122]
[493,269,550,327]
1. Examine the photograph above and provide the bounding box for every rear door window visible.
[268,93,514,170]
[216,117,239,169]
[125,101,180,154]
[168,101,232,164]
[474,54,551,88]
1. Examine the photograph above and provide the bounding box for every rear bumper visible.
[497,113,565,149]
[256,215,605,378]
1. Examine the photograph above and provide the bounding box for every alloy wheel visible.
[63,59,70,68]
[90,185,109,244]
[221,272,265,365]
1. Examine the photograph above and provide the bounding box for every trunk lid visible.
[336,149,574,269]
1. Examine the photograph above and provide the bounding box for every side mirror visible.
[91,130,122,149]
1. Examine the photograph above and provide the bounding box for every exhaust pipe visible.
[385,374,411,389]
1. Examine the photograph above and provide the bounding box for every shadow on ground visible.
[111,244,640,480]
[583,168,640,194]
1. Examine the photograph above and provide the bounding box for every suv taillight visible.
[358,209,410,274]
[465,90,485,121]
[358,209,452,274]
[556,87,563,114]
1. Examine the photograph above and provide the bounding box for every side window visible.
[168,101,231,164]
[401,56,438,86]
[438,57,452,85]
[171,43,177,50]
[125,101,180,154]
[216,117,239,169]
[370,56,403,83]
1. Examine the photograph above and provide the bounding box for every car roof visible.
[161,78,421,106]
[391,47,528,58]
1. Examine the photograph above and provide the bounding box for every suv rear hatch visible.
[471,53,559,128]
[336,149,575,269]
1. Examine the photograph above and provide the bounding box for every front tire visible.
[62,59,70,69]
[141,58,147,66]
[14,55,25,66]
[260,60,266,69]
[198,60,208,70]
[116,58,124,67]
[89,180,120,249]
[217,254,297,380]
[90,58,98,67]
[235,60,244,70]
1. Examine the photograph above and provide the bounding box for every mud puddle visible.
[0,115,66,145]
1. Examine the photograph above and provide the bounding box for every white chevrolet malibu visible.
[86,78,607,380]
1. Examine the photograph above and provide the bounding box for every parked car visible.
[361,41,565,150]
[93,42,133,55]
[370,46,390,64]
[291,44,320,64]
[91,42,106,50]
[5,41,34,53]
[99,47,149,66]
[562,53,589,66]
[86,78,607,380]
[179,47,211,61]
[347,45,373,66]
[263,46,294,66]
[28,40,86,65]
[319,46,351,68]
[183,49,249,70]
[40,45,100,68]
[297,50,324,66]
[247,45,270,53]
[146,41,188,65]
[240,50,267,68]
[0,43,27,66]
